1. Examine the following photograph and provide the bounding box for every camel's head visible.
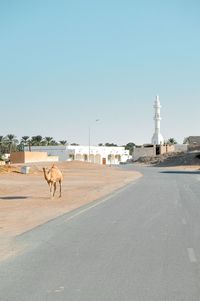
[42,167,50,183]
[42,167,49,177]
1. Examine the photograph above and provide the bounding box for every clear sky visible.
[0,0,200,145]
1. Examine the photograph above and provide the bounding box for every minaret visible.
[151,95,164,145]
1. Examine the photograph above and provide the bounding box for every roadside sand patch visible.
[0,161,142,260]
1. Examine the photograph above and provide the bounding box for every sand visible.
[0,161,142,260]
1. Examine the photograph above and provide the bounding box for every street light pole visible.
[88,119,99,163]
[88,126,91,162]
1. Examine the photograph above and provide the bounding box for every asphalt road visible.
[1,165,200,301]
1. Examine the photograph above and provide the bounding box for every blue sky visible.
[0,0,200,145]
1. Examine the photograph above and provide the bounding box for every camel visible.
[42,164,63,198]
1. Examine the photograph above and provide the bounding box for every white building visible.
[26,145,130,165]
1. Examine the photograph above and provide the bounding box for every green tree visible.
[49,140,58,146]
[167,138,177,145]
[105,142,118,147]
[44,137,54,146]
[59,140,67,145]
[20,136,30,150]
[5,134,18,153]
[31,135,43,146]
[0,136,5,154]
[21,136,30,143]
[124,142,136,155]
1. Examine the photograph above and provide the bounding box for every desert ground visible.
[0,161,142,260]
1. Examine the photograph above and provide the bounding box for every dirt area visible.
[0,161,142,261]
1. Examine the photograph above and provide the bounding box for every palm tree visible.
[0,136,5,154]
[5,134,18,153]
[0,136,11,154]
[59,140,67,145]
[21,136,30,144]
[49,140,58,146]
[31,135,43,146]
[20,136,30,151]
[44,137,53,146]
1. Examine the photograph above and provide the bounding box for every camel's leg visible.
[59,180,62,198]
[53,182,56,197]
[49,182,53,199]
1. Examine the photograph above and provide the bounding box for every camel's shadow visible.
[0,196,28,200]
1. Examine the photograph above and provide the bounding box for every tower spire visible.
[151,95,164,145]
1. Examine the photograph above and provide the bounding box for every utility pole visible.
[88,119,99,162]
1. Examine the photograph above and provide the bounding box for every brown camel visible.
[42,164,63,198]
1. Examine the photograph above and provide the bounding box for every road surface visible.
[1,165,200,300]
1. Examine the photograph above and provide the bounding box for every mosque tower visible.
[151,95,164,145]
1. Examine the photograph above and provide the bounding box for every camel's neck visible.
[43,168,50,182]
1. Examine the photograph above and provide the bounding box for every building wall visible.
[25,145,130,165]
[26,146,69,161]
[132,146,156,161]
[160,145,175,154]
[187,145,200,151]
[10,152,58,164]
[183,137,200,151]
[68,145,129,165]
[133,144,188,161]
[10,152,25,163]
[173,144,188,152]
[45,156,59,162]
[24,152,48,163]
